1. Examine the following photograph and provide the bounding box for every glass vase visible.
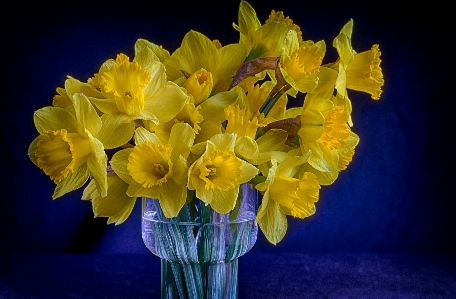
[142,183,258,299]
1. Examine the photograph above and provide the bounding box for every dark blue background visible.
[1,0,454,257]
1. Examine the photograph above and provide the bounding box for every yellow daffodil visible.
[87,47,188,148]
[159,30,246,93]
[53,76,103,109]
[297,92,359,185]
[234,1,290,61]
[329,19,384,127]
[28,93,108,198]
[109,123,195,218]
[255,152,320,244]
[188,133,258,214]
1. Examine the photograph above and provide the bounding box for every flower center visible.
[197,150,243,191]
[285,44,323,81]
[35,129,92,183]
[318,105,350,150]
[127,142,173,187]
[100,53,151,116]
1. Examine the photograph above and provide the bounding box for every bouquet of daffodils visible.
[28,1,383,244]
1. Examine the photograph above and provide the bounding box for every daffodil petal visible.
[65,76,103,99]
[198,90,239,121]
[209,133,236,152]
[87,143,108,197]
[144,82,187,123]
[180,30,219,74]
[28,136,40,166]
[257,192,287,245]
[168,123,195,161]
[210,188,238,214]
[52,163,90,199]
[194,118,223,144]
[96,114,135,149]
[73,93,102,136]
[33,107,78,134]
[238,160,259,184]
[217,43,246,78]
[87,96,120,115]
[110,148,134,184]
[127,181,160,199]
[159,180,187,218]
[134,126,161,145]
[235,136,259,161]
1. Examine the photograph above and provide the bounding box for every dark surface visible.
[1,253,455,298]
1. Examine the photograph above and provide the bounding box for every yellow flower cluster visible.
[28,1,384,244]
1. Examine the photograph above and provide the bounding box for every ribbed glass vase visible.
[142,183,258,299]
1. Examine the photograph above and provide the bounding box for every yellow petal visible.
[179,30,219,75]
[194,118,223,144]
[168,123,195,161]
[127,182,160,199]
[210,188,238,214]
[234,136,259,161]
[132,127,159,145]
[87,96,120,115]
[332,19,356,67]
[198,90,239,121]
[238,159,259,184]
[87,139,108,197]
[33,107,78,134]
[52,163,90,199]
[257,192,287,245]
[144,81,188,123]
[134,38,171,63]
[158,180,187,218]
[110,148,134,184]
[233,0,261,39]
[73,93,102,136]
[217,43,246,79]
[27,136,40,166]
[83,176,136,225]
[96,114,135,149]
[64,76,103,100]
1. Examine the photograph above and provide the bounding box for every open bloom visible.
[28,93,108,198]
[297,93,359,185]
[255,152,320,244]
[188,133,258,214]
[87,47,188,147]
[109,123,195,218]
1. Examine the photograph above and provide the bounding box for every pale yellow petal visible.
[217,43,246,79]
[257,193,287,245]
[238,159,259,184]
[73,93,102,136]
[144,81,188,123]
[198,90,239,121]
[133,126,162,145]
[33,107,78,134]
[194,118,223,144]
[180,30,219,74]
[234,136,259,161]
[158,180,187,218]
[86,140,108,197]
[96,114,135,149]
[87,96,120,115]
[210,188,238,214]
[110,148,134,184]
[52,163,90,199]
[168,123,195,160]
[134,38,171,63]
